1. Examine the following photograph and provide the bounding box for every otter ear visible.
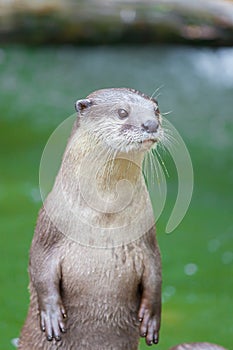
[75,99,93,113]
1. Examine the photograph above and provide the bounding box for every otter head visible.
[75,88,163,153]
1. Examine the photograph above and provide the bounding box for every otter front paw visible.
[40,303,67,341]
[138,305,160,346]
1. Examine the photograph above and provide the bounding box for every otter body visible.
[19,219,160,350]
[19,88,163,350]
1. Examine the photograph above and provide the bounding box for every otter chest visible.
[61,242,143,302]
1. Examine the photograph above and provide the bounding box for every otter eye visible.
[118,109,128,119]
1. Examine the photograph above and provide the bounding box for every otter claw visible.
[138,305,160,345]
[40,303,67,342]
[153,333,159,344]
[60,325,67,333]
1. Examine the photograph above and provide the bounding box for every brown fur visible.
[18,88,162,349]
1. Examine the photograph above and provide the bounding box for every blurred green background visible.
[0,2,233,350]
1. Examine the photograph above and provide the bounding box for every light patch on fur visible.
[169,343,228,350]
[11,338,19,347]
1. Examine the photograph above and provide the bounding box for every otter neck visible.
[96,151,145,193]
[65,130,146,195]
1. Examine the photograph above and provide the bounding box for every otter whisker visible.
[154,148,169,178]
[104,149,118,190]
[161,127,178,148]
[161,110,173,117]
[150,85,164,101]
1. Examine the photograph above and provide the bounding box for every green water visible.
[0,46,232,349]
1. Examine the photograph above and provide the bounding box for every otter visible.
[18,88,163,350]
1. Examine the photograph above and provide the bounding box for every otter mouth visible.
[140,139,158,144]
[138,138,159,151]
[106,127,162,153]
[139,135,159,146]
[120,124,161,149]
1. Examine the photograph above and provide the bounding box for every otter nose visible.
[141,119,159,133]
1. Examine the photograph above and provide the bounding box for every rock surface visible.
[0,0,233,45]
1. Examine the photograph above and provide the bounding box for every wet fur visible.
[18,88,162,350]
